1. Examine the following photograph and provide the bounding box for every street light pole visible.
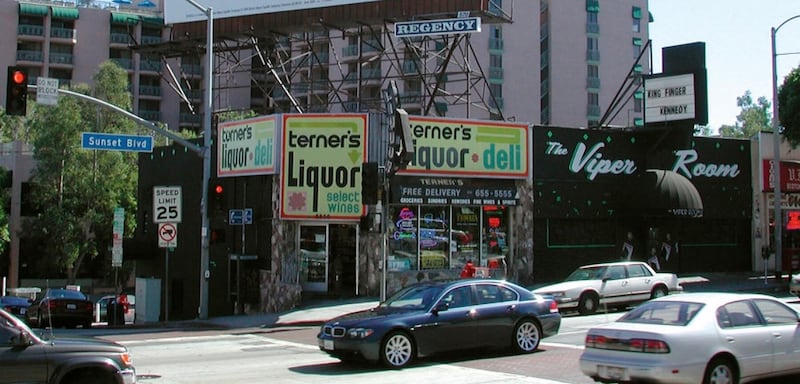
[771,14,800,281]
[185,0,213,320]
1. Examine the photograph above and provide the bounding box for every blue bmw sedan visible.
[318,279,561,368]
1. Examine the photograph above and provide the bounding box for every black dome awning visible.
[633,169,703,218]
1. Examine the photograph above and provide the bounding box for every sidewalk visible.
[160,271,793,331]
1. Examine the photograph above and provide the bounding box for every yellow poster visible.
[398,116,530,178]
[280,114,368,220]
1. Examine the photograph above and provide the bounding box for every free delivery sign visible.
[397,116,530,179]
[217,116,277,177]
[280,114,368,221]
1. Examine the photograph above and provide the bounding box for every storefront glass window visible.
[483,206,509,268]
[387,204,510,272]
[299,225,327,292]
[388,205,418,271]
[419,206,451,269]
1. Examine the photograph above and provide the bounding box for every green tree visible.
[23,61,138,282]
[779,66,800,147]
[718,90,771,138]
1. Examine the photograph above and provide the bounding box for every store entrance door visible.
[299,225,328,293]
[329,224,357,297]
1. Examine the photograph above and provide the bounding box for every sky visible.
[648,0,800,131]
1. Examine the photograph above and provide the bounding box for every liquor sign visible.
[217,116,277,177]
[280,114,368,221]
[397,116,530,179]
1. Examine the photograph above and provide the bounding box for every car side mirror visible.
[432,302,450,315]
[11,331,31,348]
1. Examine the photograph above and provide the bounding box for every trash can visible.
[108,298,125,327]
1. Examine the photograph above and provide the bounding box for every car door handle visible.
[507,304,517,313]
[773,332,782,339]
[726,336,735,343]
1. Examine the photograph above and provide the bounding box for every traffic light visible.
[6,67,28,116]
[210,182,225,212]
[361,162,379,205]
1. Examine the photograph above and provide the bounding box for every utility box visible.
[135,277,161,324]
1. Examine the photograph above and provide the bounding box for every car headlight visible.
[548,292,564,298]
[347,328,374,338]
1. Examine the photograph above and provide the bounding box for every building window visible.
[587,64,599,89]
[632,37,643,59]
[586,11,599,34]
[632,6,642,33]
[587,36,600,61]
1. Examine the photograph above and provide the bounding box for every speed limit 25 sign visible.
[153,186,182,223]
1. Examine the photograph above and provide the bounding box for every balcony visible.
[139,85,161,97]
[139,59,161,72]
[587,105,601,117]
[402,61,419,75]
[50,27,75,40]
[49,53,74,65]
[141,35,162,45]
[111,58,133,70]
[139,110,161,121]
[399,91,421,106]
[110,33,132,45]
[586,76,600,89]
[586,50,600,62]
[489,38,504,51]
[18,24,44,37]
[586,23,600,34]
[179,113,201,125]
[181,64,202,75]
[489,67,504,81]
[17,50,44,62]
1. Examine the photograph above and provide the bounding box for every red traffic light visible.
[214,184,224,194]
[11,70,26,85]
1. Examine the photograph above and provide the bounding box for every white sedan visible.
[580,292,800,384]
[532,261,682,315]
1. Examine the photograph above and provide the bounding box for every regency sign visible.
[394,17,481,38]
[396,116,529,179]
[391,177,518,206]
[280,114,368,221]
[217,115,277,177]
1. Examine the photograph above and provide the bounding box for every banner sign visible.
[165,0,380,24]
[280,114,368,221]
[391,177,518,206]
[217,115,277,177]
[395,17,481,38]
[644,73,696,123]
[762,160,800,193]
[396,116,529,179]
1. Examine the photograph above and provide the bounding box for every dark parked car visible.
[0,296,32,318]
[0,307,136,384]
[317,279,561,368]
[25,288,94,329]
[95,293,136,325]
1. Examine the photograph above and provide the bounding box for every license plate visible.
[599,365,627,381]
[323,339,334,351]
[66,304,77,310]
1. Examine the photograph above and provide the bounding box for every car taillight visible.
[628,338,670,353]
[85,302,94,311]
[585,334,669,354]
[549,300,559,313]
[118,294,129,313]
[48,300,58,310]
[585,334,607,348]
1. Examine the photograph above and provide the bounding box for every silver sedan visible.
[579,292,800,384]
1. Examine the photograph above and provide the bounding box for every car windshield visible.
[380,284,445,310]
[617,301,704,326]
[45,289,87,300]
[565,266,607,281]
